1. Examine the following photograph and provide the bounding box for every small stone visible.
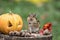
[25,33,31,37]
[9,31,14,36]
[13,31,20,36]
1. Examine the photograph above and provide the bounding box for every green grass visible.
[0,0,60,40]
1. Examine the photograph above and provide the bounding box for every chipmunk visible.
[27,14,40,33]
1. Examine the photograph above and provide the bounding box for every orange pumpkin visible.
[0,12,23,34]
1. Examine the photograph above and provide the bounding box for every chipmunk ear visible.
[28,13,31,17]
[28,13,36,17]
[37,20,39,22]
[33,14,36,17]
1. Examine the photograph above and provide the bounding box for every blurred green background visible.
[0,0,60,40]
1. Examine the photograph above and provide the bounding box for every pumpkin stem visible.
[9,11,13,15]
[9,11,12,13]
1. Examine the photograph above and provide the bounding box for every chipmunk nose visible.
[30,18,33,21]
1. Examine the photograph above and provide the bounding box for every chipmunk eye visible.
[29,23,31,24]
